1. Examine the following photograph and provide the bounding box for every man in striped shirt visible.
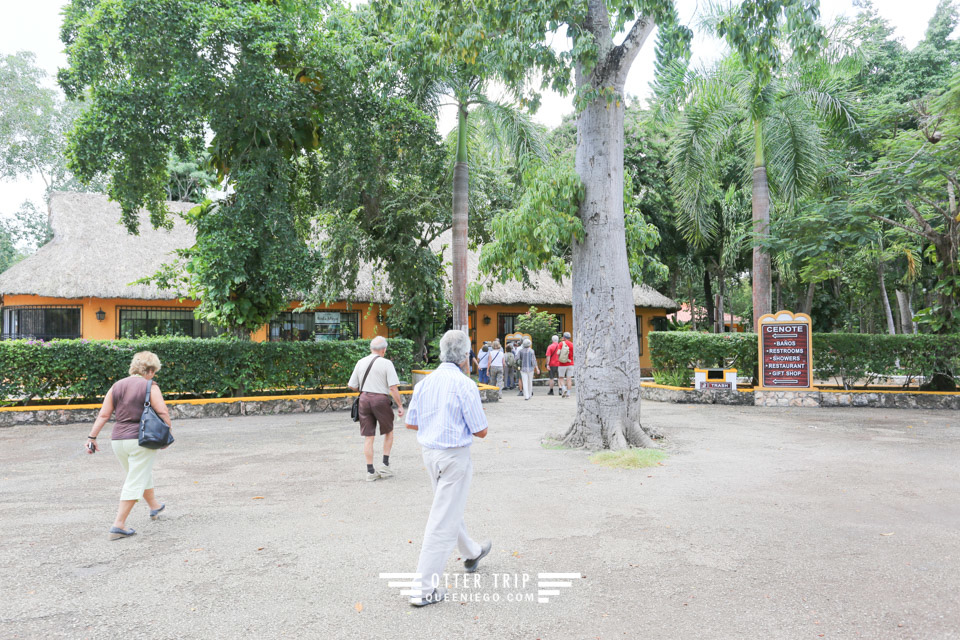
[404,330,492,607]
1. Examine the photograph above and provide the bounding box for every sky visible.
[0,0,950,221]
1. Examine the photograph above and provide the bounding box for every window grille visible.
[116,307,223,339]
[269,311,360,342]
[1,306,82,340]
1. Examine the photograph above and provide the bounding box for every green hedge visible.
[812,334,960,389]
[0,337,416,402]
[649,332,759,385]
[649,332,960,389]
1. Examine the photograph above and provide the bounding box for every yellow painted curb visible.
[817,387,960,396]
[640,381,959,397]
[0,382,515,414]
[0,389,417,413]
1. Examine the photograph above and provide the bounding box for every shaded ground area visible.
[1,393,958,639]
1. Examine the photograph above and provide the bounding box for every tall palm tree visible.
[421,70,548,336]
[666,52,857,325]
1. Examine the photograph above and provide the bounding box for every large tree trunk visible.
[717,274,726,333]
[689,288,697,330]
[452,105,470,335]
[561,4,656,450]
[751,122,772,326]
[703,269,715,333]
[802,280,816,316]
[878,261,896,335]
[895,289,916,334]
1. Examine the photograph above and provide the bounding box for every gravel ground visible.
[1,392,958,640]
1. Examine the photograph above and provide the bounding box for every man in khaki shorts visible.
[348,336,405,481]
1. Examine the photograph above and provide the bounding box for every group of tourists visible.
[84,328,569,607]
[470,333,574,401]
[85,333,491,608]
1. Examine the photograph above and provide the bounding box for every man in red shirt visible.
[544,335,561,396]
[556,332,575,398]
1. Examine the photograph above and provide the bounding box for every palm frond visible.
[667,72,745,246]
[471,97,550,164]
[781,74,860,133]
[650,57,693,124]
[694,0,734,34]
[764,95,824,206]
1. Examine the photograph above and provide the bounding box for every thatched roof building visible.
[0,192,195,300]
[0,191,678,310]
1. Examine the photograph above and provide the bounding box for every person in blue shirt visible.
[404,330,492,607]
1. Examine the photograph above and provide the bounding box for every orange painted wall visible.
[0,295,203,341]
[0,294,391,342]
[0,295,669,368]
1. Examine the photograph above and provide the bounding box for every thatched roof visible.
[0,192,195,300]
[0,192,678,310]
[342,229,680,310]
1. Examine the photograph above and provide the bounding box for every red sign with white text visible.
[758,312,812,389]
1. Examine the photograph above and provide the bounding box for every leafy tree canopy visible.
[58,0,442,334]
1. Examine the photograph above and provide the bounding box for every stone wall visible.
[640,383,959,411]
[754,390,822,408]
[819,391,960,410]
[640,385,754,405]
[0,387,500,427]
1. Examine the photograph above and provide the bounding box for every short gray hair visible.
[370,336,388,351]
[439,330,471,364]
[522,339,532,347]
[563,332,571,339]
[551,335,559,342]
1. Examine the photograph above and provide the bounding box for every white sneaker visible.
[378,465,394,478]
[366,471,380,482]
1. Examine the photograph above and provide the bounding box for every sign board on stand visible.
[694,368,738,391]
[757,310,813,389]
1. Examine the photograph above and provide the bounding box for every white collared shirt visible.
[405,363,488,449]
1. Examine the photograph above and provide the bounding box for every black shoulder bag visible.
[351,356,379,422]
[138,380,175,450]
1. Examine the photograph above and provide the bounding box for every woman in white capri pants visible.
[86,351,172,540]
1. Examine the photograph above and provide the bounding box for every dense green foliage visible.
[648,331,960,390]
[515,306,559,354]
[59,1,445,335]
[0,337,416,403]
